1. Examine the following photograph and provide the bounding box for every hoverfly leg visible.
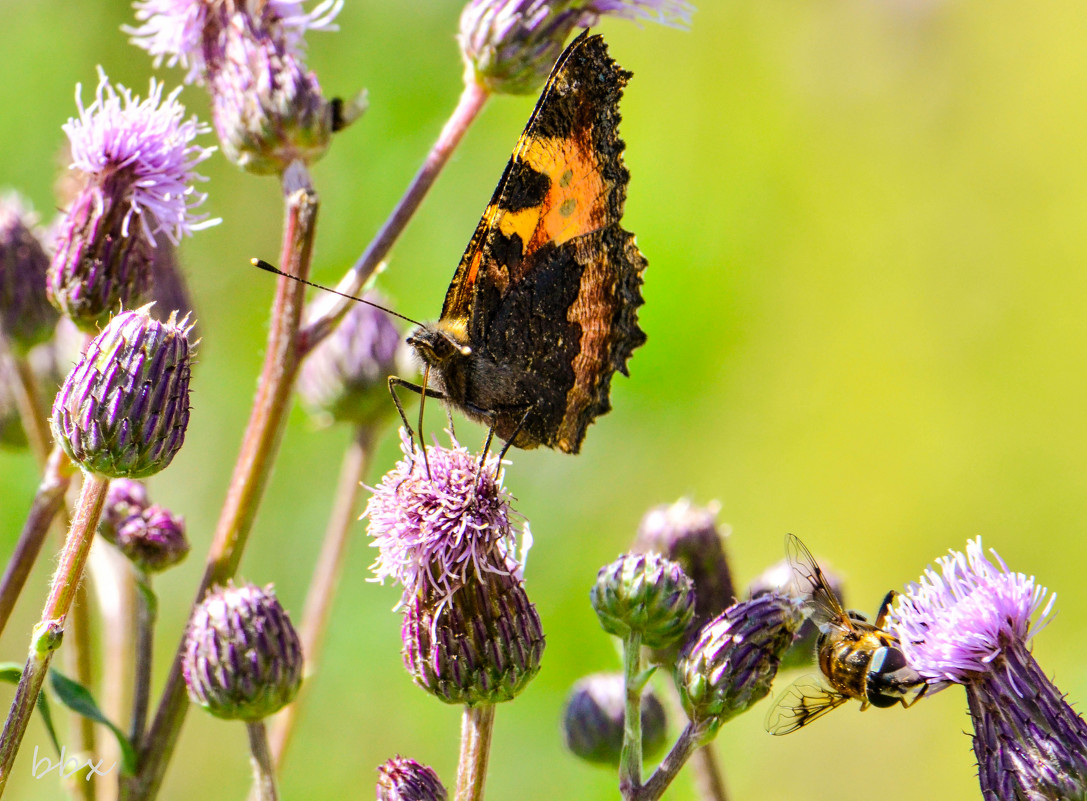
[874,589,898,629]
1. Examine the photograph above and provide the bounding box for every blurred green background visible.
[3,1,1087,799]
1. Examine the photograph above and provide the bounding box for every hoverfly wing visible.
[784,533,850,631]
[765,675,851,736]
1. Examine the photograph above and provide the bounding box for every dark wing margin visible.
[765,676,851,735]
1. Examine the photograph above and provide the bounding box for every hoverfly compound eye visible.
[869,646,908,676]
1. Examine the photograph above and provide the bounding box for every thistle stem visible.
[298,79,490,354]
[67,580,97,801]
[0,471,109,796]
[129,571,156,747]
[634,722,708,801]
[0,447,74,638]
[619,632,644,798]
[688,744,729,801]
[130,167,319,801]
[266,424,375,770]
[7,351,51,466]
[454,704,495,801]
[246,721,278,801]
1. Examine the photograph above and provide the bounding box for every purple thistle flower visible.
[459,0,695,94]
[365,429,526,608]
[376,755,447,801]
[127,0,343,85]
[63,69,215,246]
[889,539,1087,801]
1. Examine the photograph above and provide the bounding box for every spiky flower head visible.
[562,672,667,766]
[0,192,58,354]
[130,1,350,174]
[365,429,526,606]
[888,539,1087,801]
[675,593,805,743]
[591,552,695,650]
[401,568,544,706]
[459,0,695,94]
[49,70,215,330]
[51,305,194,478]
[99,478,152,542]
[634,499,734,663]
[113,505,189,573]
[183,582,303,722]
[747,554,846,671]
[298,296,405,426]
[376,755,447,801]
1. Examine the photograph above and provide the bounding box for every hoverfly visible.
[765,534,928,735]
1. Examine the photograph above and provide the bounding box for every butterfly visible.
[390,30,647,459]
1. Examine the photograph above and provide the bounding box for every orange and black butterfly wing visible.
[441,31,647,453]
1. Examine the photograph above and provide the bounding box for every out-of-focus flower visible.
[562,672,667,766]
[376,755,447,801]
[675,594,805,743]
[298,296,405,427]
[591,552,695,650]
[129,0,352,174]
[365,429,526,607]
[51,305,194,478]
[183,582,303,722]
[99,478,152,541]
[48,71,215,329]
[459,0,695,94]
[0,192,58,354]
[889,539,1087,801]
[113,504,189,573]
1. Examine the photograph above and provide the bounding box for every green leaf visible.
[0,662,62,758]
[48,670,136,775]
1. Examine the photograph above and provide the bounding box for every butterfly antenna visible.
[251,258,423,326]
[418,364,432,479]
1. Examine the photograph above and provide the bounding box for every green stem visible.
[7,351,51,466]
[128,167,319,801]
[246,721,278,801]
[454,704,495,801]
[634,722,708,801]
[619,632,644,798]
[129,571,155,747]
[298,79,491,355]
[0,471,109,796]
[266,424,375,771]
[0,446,74,638]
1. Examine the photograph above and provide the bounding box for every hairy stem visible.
[0,471,109,796]
[454,704,496,801]
[619,632,644,798]
[298,80,490,354]
[266,424,375,770]
[246,721,278,801]
[129,167,319,801]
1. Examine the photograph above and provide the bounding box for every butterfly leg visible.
[495,406,533,466]
[388,375,447,478]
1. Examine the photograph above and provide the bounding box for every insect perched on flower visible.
[765,534,928,735]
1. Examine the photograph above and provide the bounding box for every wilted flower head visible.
[51,305,194,478]
[183,582,303,721]
[889,540,1087,801]
[365,429,525,607]
[0,192,58,353]
[130,0,349,173]
[376,755,447,801]
[459,0,695,94]
[675,593,805,743]
[562,672,667,766]
[49,71,215,329]
[298,296,405,426]
[591,552,695,650]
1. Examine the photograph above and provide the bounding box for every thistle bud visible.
[51,305,193,478]
[401,571,544,706]
[114,504,189,573]
[591,552,695,650]
[182,582,304,722]
[675,594,805,742]
[376,756,447,801]
[298,296,405,426]
[0,193,58,353]
[99,478,152,542]
[562,672,667,766]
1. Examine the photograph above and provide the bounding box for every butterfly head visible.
[407,321,472,369]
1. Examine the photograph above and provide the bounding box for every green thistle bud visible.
[182,582,303,722]
[591,552,695,649]
[0,193,58,353]
[50,305,193,478]
[401,572,545,706]
[562,672,667,766]
[376,755,447,801]
[675,594,805,742]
